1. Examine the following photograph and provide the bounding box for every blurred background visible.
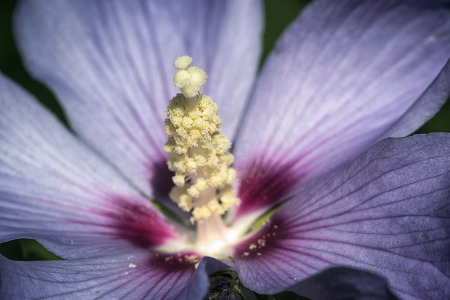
[0,0,449,261]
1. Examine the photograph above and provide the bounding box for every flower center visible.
[164,56,241,256]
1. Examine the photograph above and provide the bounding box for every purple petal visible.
[233,133,450,299]
[385,59,450,137]
[177,257,230,300]
[233,0,450,216]
[14,0,262,197]
[288,267,398,300]
[0,250,201,299]
[0,75,176,258]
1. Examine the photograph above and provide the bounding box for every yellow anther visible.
[227,169,237,185]
[207,200,225,215]
[178,194,193,212]
[194,178,208,191]
[172,174,185,187]
[194,154,207,166]
[187,186,201,198]
[192,206,212,221]
[164,56,240,221]
[220,188,240,210]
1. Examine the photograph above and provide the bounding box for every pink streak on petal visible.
[235,157,306,217]
[92,197,178,248]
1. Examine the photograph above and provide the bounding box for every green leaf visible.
[0,239,62,261]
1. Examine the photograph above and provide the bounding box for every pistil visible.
[164,56,240,225]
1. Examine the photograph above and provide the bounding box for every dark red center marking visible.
[235,157,304,216]
[103,198,177,248]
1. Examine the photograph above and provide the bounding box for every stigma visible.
[164,56,240,222]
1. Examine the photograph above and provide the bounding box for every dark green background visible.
[0,0,448,261]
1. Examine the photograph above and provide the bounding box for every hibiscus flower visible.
[1,0,449,299]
